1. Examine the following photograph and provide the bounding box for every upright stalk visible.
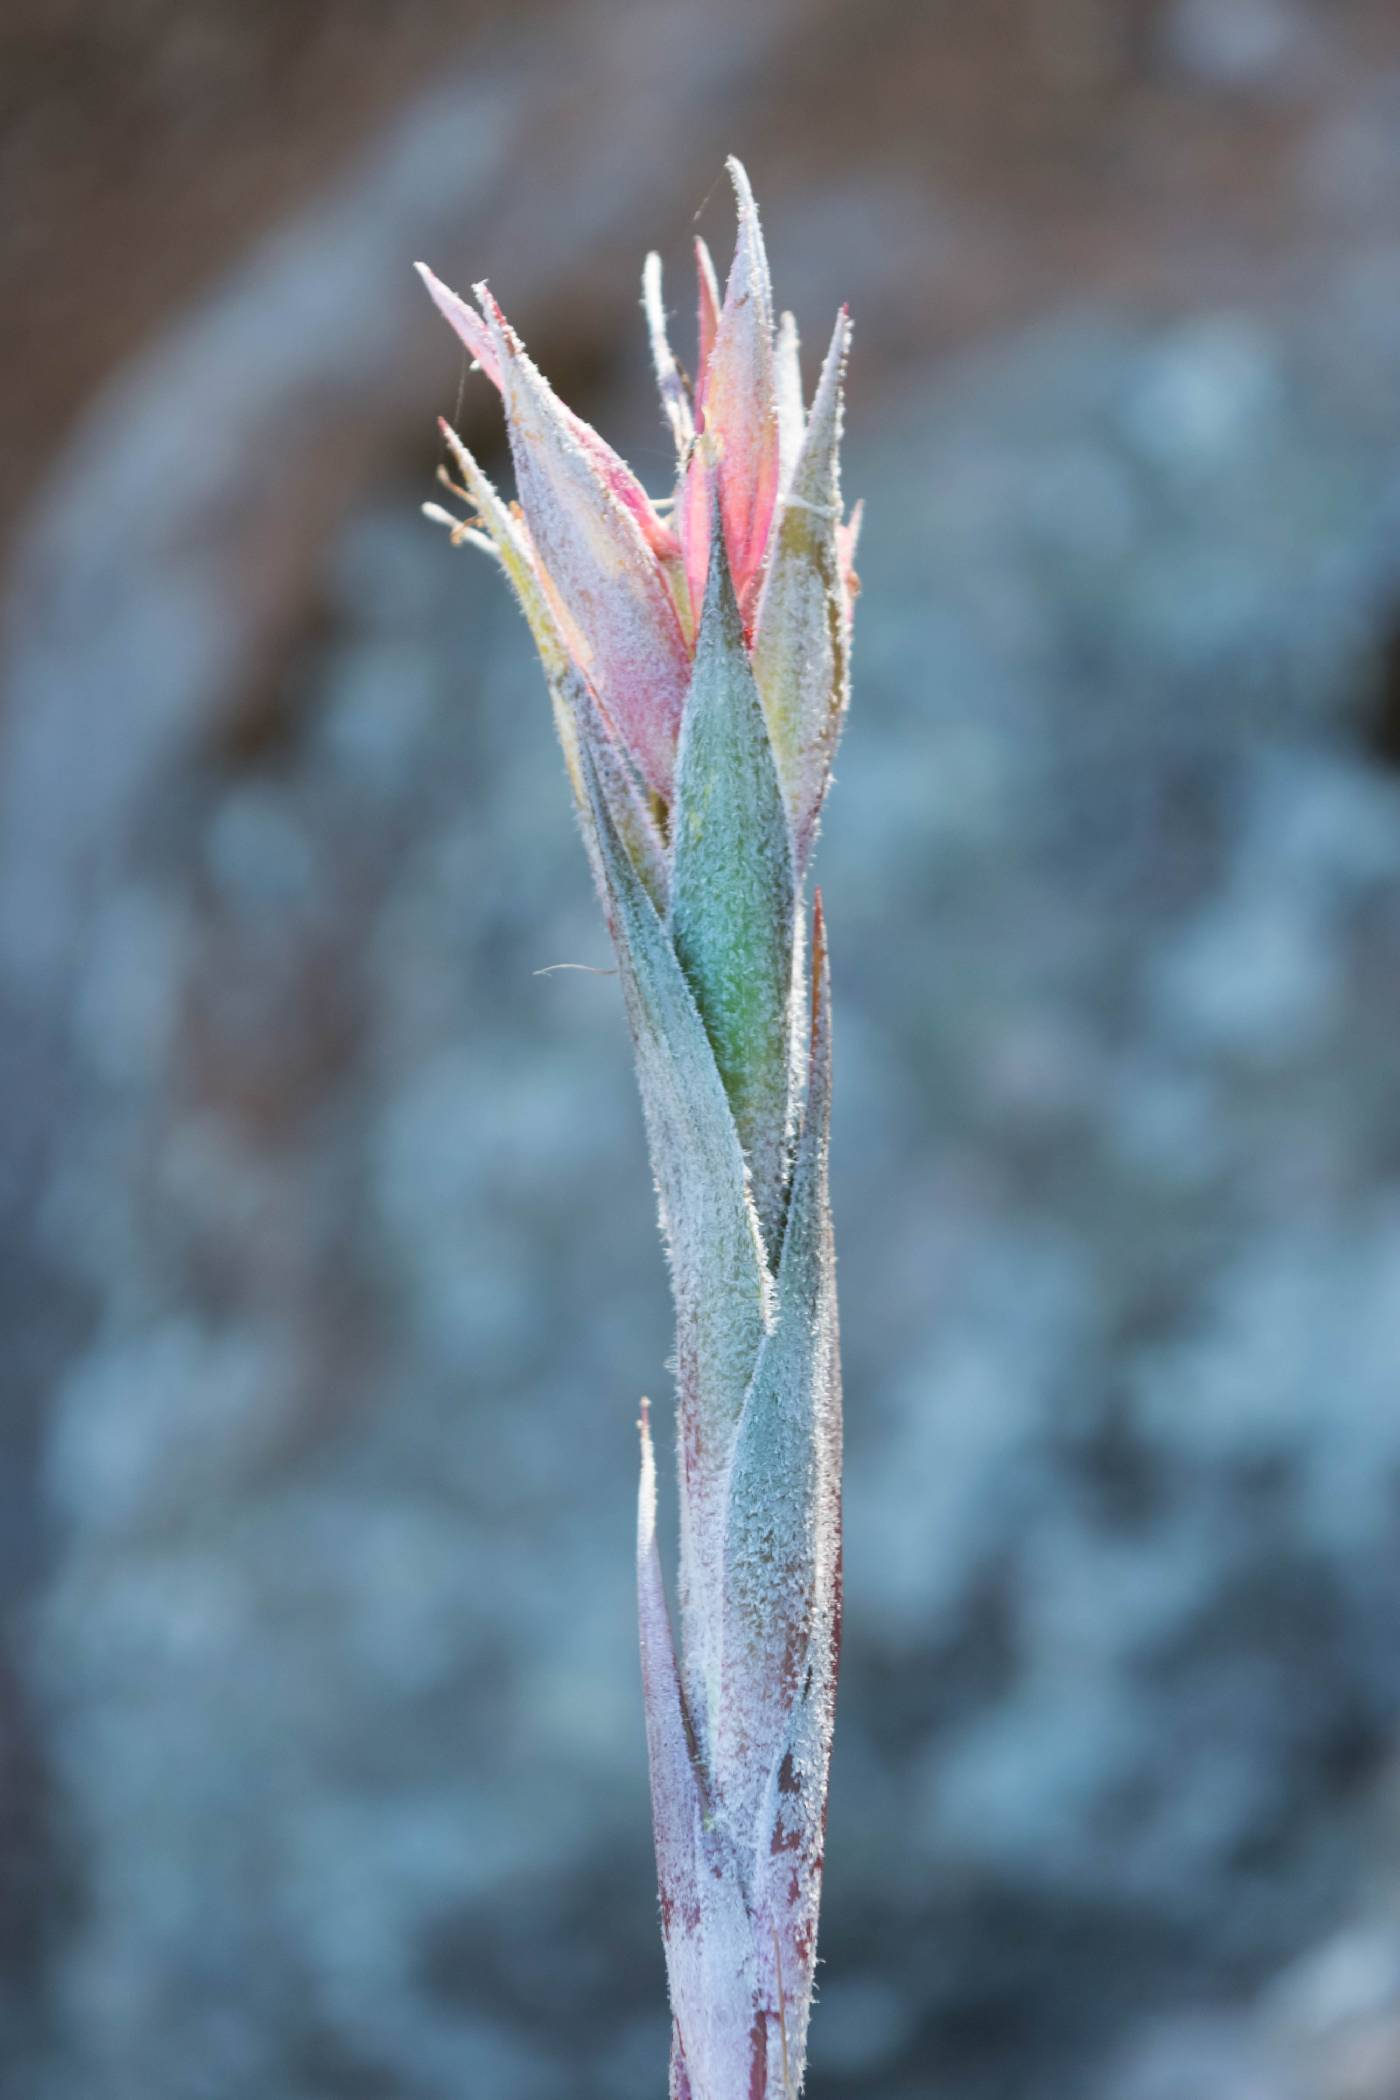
[418,159,858,2097]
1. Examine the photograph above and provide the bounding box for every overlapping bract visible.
[420,157,855,2100]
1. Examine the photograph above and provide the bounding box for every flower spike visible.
[419,162,857,2099]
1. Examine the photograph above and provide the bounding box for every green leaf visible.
[714,896,840,1840]
[578,737,771,1743]
[751,309,852,872]
[669,518,796,1262]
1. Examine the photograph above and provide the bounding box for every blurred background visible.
[4,2,1400,2096]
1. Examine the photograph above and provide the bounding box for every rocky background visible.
[4,3,1400,2096]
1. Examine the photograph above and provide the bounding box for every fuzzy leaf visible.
[702,159,779,611]
[669,515,796,1263]
[774,310,804,496]
[436,421,667,906]
[637,1398,707,1961]
[694,237,721,409]
[470,288,690,799]
[579,738,770,1736]
[715,895,839,1827]
[437,418,591,815]
[675,437,714,646]
[415,261,503,385]
[751,309,852,873]
[751,1558,840,2099]
[421,265,680,562]
[644,251,695,459]
[491,285,682,563]
[726,897,842,2097]
[638,1400,763,2100]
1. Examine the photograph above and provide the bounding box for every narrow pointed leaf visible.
[694,236,721,409]
[638,1401,762,2100]
[415,261,503,385]
[715,896,839,1830]
[580,737,770,1734]
[422,267,681,563]
[669,518,796,1263]
[752,309,852,873]
[436,421,668,904]
[472,288,690,797]
[486,283,682,561]
[675,436,714,646]
[644,251,695,458]
[437,420,592,829]
[731,898,842,2098]
[774,310,804,496]
[637,1397,707,1949]
[703,159,779,609]
[752,1568,840,2099]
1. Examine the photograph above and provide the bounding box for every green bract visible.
[670,514,796,1262]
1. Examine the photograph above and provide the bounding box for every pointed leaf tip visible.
[752,308,854,871]
[725,154,756,210]
[643,250,695,458]
[416,262,502,386]
[474,290,690,798]
[705,159,779,611]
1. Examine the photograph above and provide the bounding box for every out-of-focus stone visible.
[1160,0,1324,93]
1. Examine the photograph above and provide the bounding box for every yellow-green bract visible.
[419,157,857,2100]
